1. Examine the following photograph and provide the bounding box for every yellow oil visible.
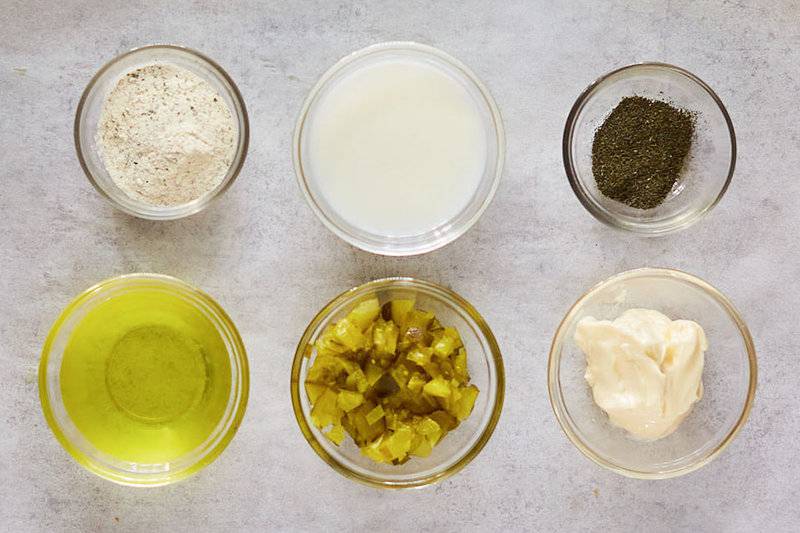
[59,288,232,464]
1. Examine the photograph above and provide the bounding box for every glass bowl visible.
[75,45,249,220]
[563,63,736,234]
[39,274,249,486]
[293,42,505,256]
[290,278,504,488]
[548,268,756,479]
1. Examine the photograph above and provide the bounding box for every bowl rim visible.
[292,41,506,256]
[38,273,250,486]
[74,44,250,221]
[562,62,737,235]
[290,277,505,488]
[547,267,757,479]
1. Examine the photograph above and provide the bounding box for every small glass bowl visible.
[75,45,249,220]
[563,63,736,234]
[39,274,249,486]
[293,42,505,256]
[290,278,504,488]
[548,268,756,479]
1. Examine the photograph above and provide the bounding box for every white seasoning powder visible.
[97,63,237,206]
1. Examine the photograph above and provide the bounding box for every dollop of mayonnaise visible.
[574,308,707,441]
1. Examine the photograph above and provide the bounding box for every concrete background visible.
[2,1,798,531]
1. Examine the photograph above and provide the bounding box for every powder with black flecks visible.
[97,63,237,206]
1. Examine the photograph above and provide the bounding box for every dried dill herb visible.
[592,96,695,210]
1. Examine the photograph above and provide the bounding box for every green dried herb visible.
[592,96,695,210]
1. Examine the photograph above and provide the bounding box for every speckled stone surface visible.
[2,1,798,531]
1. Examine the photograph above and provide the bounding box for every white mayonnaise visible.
[304,57,487,237]
[574,308,707,441]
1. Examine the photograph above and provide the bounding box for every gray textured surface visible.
[1,1,798,531]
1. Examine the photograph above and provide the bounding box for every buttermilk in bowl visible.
[304,55,486,236]
[295,43,503,255]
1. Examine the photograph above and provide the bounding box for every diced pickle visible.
[304,382,327,403]
[410,436,433,457]
[400,310,435,349]
[305,354,343,385]
[406,310,434,332]
[423,377,451,398]
[366,404,385,426]
[432,327,462,357]
[407,373,426,393]
[364,360,384,385]
[389,365,411,388]
[315,326,349,358]
[422,360,441,379]
[333,318,367,351]
[373,373,400,398]
[380,425,413,461]
[325,425,346,445]
[453,348,469,382]
[348,298,381,331]
[390,299,415,327]
[310,388,341,429]
[385,410,400,431]
[304,296,479,465]
[454,385,479,421]
[406,347,432,366]
[430,410,458,432]
[372,319,399,355]
[418,417,441,440]
[438,359,454,379]
[347,402,385,444]
[345,368,368,393]
[337,390,364,412]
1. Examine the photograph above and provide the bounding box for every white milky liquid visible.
[305,57,488,237]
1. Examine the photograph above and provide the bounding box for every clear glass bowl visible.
[290,278,505,488]
[563,63,736,234]
[548,268,756,479]
[38,274,249,486]
[293,42,505,256]
[74,45,249,220]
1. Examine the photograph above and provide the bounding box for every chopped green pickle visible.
[325,424,346,445]
[305,297,479,465]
